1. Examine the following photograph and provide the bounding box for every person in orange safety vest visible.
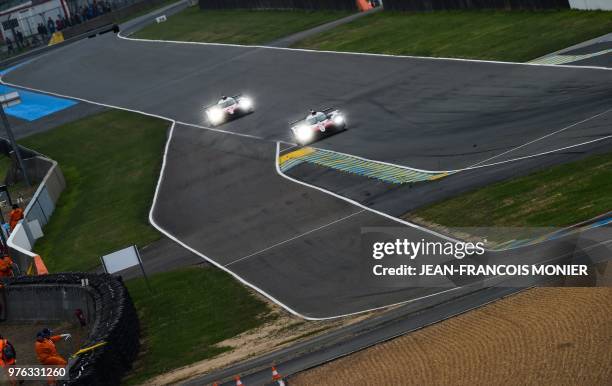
[35,329,70,386]
[35,329,70,366]
[0,255,13,278]
[8,205,24,231]
[0,335,17,386]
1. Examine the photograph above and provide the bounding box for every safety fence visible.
[1,273,140,385]
[569,0,612,10]
[0,0,173,62]
[381,0,570,10]
[199,0,360,11]
[0,139,65,276]
[61,0,173,39]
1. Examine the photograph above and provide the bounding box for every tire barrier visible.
[1,273,140,385]
[199,0,360,11]
[382,0,570,11]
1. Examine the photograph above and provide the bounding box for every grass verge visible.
[20,110,168,272]
[124,267,270,384]
[0,156,11,181]
[116,0,179,24]
[134,8,352,44]
[294,10,612,62]
[410,152,612,228]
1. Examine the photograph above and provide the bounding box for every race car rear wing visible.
[289,107,336,125]
[204,94,244,109]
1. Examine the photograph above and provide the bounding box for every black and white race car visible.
[290,108,347,145]
[204,94,254,126]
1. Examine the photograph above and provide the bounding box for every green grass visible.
[0,156,11,180]
[134,8,352,44]
[124,267,270,384]
[20,110,168,272]
[411,152,612,228]
[116,0,178,24]
[294,10,612,62]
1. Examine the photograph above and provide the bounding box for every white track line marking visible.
[175,120,265,140]
[304,106,612,174]
[294,132,612,174]
[177,120,294,145]
[225,209,365,267]
[451,135,612,172]
[275,142,462,243]
[117,31,612,72]
[467,107,612,168]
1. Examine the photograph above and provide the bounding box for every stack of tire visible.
[3,273,140,385]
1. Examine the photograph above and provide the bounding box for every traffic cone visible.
[235,375,244,386]
[271,366,282,381]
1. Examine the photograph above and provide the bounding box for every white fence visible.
[569,0,612,10]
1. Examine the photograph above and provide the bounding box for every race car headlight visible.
[295,125,313,143]
[239,97,253,109]
[333,114,344,125]
[207,107,224,124]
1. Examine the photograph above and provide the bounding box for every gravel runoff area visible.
[291,287,612,386]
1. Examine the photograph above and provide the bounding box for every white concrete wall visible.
[7,157,65,275]
[569,0,612,10]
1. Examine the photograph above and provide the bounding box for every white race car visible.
[205,94,254,126]
[290,108,347,145]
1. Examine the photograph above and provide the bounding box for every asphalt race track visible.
[4,33,612,318]
[153,124,462,317]
[6,34,612,170]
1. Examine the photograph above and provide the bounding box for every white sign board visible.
[101,245,141,274]
[0,91,21,107]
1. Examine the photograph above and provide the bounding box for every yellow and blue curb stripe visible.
[279,147,449,184]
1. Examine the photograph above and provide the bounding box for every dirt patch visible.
[142,299,381,386]
[291,288,612,386]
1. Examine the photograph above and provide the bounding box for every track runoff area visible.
[3,31,611,319]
